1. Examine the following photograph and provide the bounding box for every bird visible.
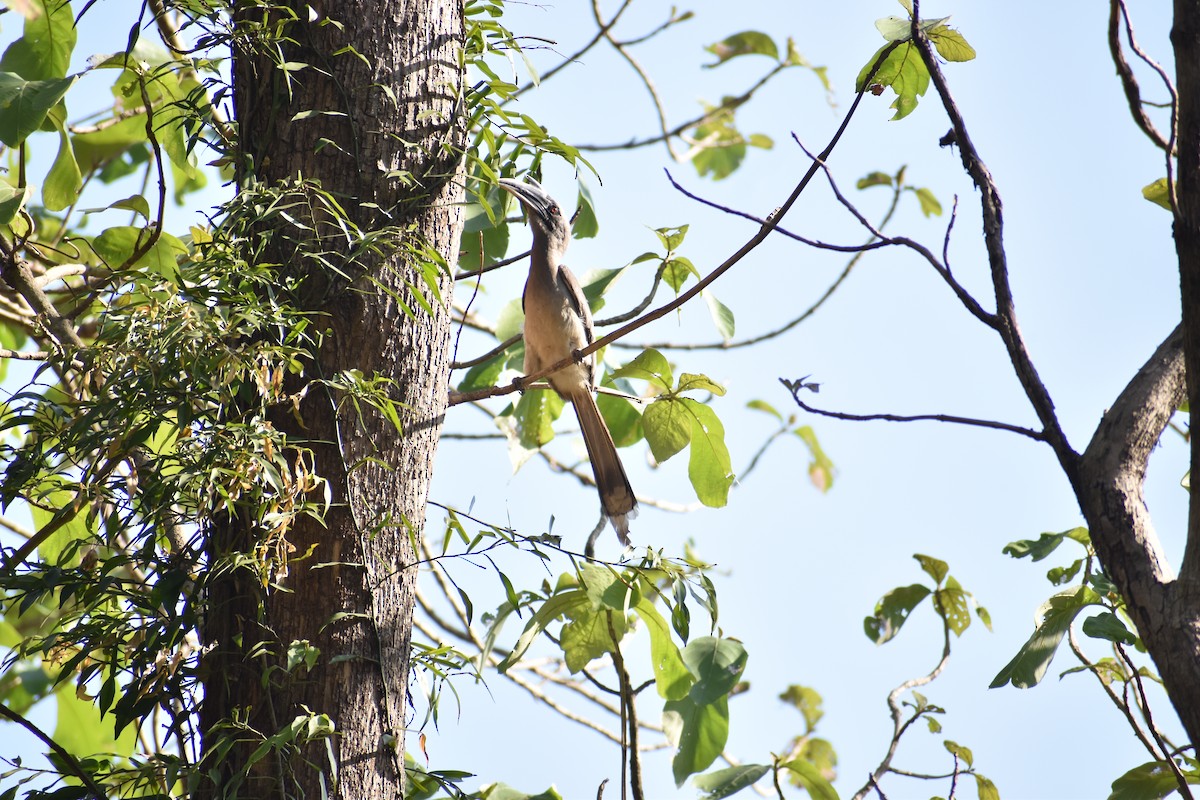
[497,177,637,546]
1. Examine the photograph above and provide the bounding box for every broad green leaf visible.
[482,784,565,800]
[705,31,779,66]
[580,266,628,307]
[663,695,729,786]
[610,347,673,391]
[929,26,976,62]
[685,399,734,507]
[990,586,1101,689]
[933,579,972,637]
[1002,528,1089,562]
[495,297,525,341]
[654,224,689,252]
[573,181,598,239]
[864,583,931,644]
[682,636,747,705]
[560,605,626,673]
[943,739,973,768]
[701,289,735,342]
[1109,761,1197,800]
[0,0,76,80]
[676,372,726,397]
[42,105,80,211]
[855,42,929,120]
[1082,611,1138,646]
[579,562,638,611]
[597,391,643,448]
[694,764,770,800]
[457,351,507,393]
[663,256,700,293]
[779,759,840,800]
[29,488,89,565]
[73,114,149,174]
[643,398,691,462]
[778,684,824,732]
[0,184,33,225]
[459,212,509,270]
[92,225,188,279]
[974,773,1000,800]
[857,171,894,189]
[910,186,942,217]
[55,683,137,759]
[911,553,946,584]
[633,597,693,701]
[0,71,77,146]
[496,589,588,672]
[513,388,564,449]
[1142,178,1172,211]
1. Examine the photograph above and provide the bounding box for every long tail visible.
[570,389,637,545]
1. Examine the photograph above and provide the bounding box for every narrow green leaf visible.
[633,598,693,701]
[1142,178,1172,211]
[496,589,589,672]
[747,399,782,420]
[701,289,735,342]
[694,764,770,799]
[795,425,835,492]
[857,171,894,189]
[910,186,942,217]
[1002,528,1089,562]
[684,399,734,507]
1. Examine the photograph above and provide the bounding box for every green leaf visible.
[459,215,510,270]
[974,773,1000,800]
[1002,528,1089,562]
[578,562,638,611]
[855,42,929,120]
[864,583,931,644]
[779,759,840,800]
[1082,611,1138,646]
[457,350,507,393]
[747,399,782,421]
[943,739,973,768]
[632,598,693,701]
[694,764,770,799]
[29,489,89,565]
[609,348,673,392]
[1109,761,1197,800]
[1142,178,1172,211]
[54,683,137,759]
[513,388,564,449]
[561,606,626,673]
[663,695,729,786]
[42,105,80,211]
[496,589,589,672]
[701,289,735,342]
[685,399,734,507]
[643,398,691,462]
[0,184,33,225]
[573,181,599,239]
[929,25,976,62]
[933,579,972,637]
[676,372,726,397]
[910,186,942,217]
[857,171,894,189]
[597,391,643,448]
[914,553,948,584]
[481,784,565,800]
[92,226,188,279]
[705,31,779,66]
[778,684,824,732]
[989,586,1101,689]
[795,425,835,492]
[0,71,78,147]
[682,636,747,705]
[663,256,701,293]
[0,0,76,80]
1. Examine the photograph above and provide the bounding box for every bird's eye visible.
[548,204,560,216]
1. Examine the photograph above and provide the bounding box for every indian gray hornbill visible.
[498,177,637,545]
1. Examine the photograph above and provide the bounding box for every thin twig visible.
[0,703,108,800]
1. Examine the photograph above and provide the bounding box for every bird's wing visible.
[556,264,595,346]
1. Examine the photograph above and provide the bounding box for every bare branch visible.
[780,378,1047,442]
[1108,0,1174,153]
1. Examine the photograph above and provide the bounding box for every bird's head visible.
[498,177,570,260]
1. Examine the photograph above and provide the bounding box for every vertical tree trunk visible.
[199,1,464,797]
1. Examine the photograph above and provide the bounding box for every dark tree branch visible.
[780,377,1047,442]
[1109,0,1175,153]
[0,703,107,800]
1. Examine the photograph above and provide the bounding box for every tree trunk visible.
[199,1,464,797]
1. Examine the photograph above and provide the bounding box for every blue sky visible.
[1,2,1188,799]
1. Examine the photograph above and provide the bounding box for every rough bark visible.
[199,1,464,797]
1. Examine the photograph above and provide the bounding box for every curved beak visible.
[498,177,557,227]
